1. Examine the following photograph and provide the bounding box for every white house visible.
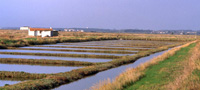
[20,26,30,30]
[28,27,58,37]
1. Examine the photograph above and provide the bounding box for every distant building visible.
[28,27,58,37]
[80,30,84,32]
[64,29,68,31]
[20,26,30,30]
[64,29,84,32]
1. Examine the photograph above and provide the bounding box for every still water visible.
[0,80,21,87]
[0,63,81,74]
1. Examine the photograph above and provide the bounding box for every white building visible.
[20,26,30,30]
[28,28,58,37]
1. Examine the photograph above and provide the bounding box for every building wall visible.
[41,31,51,37]
[28,29,54,37]
[28,29,35,36]
[36,31,42,36]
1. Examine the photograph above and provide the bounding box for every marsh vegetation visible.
[0,30,195,90]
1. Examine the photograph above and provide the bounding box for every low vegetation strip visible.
[14,48,135,54]
[35,46,150,51]
[0,42,181,90]
[0,58,94,66]
[0,36,119,48]
[0,71,48,80]
[0,77,27,81]
[89,41,196,90]
[0,52,120,59]
[120,35,196,41]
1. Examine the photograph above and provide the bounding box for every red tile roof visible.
[30,28,53,31]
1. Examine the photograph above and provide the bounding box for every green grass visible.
[0,39,18,44]
[25,38,37,41]
[193,69,200,78]
[124,43,195,90]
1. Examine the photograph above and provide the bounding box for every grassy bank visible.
[125,43,195,90]
[14,48,135,54]
[0,52,120,59]
[0,71,48,80]
[0,58,94,66]
[89,41,196,90]
[0,42,181,90]
[0,34,118,48]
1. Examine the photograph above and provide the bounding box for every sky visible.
[0,0,200,30]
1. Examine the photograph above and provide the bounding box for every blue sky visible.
[0,0,200,30]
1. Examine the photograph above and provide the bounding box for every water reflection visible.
[0,63,81,74]
[0,80,20,87]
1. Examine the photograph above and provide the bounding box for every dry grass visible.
[165,43,199,89]
[89,41,196,90]
[0,30,28,39]
[170,42,200,90]
[0,30,197,41]
[90,68,144,90]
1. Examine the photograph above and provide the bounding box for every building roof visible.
[30,28,53,31]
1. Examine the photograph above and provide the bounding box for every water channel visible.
[53,49,168,90]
